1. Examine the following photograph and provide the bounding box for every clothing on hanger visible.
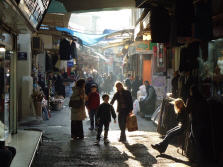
[175,0,194,37]
[71,41,77,59]
[59,38,71,60]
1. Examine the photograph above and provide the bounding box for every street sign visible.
[17,52,27,60]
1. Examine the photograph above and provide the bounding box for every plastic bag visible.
[133,99,140,115]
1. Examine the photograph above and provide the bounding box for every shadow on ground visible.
[124,143,157,167]
[156,154,191,166]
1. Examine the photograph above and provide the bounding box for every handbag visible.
[126,113,138,132]
[69,98,84,108]
[69,89,84,108]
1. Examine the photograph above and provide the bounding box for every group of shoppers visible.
[69,78,133,144]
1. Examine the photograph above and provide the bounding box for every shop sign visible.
[17,52,27,60]
[67,61,74,68]
[18,0,51,29]
[128,41,155,56]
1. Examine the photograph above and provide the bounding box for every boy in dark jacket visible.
[96,94,116,145]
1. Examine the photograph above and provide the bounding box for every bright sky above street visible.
[69,9,132,34]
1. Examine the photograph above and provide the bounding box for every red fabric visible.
[87,92,100,110]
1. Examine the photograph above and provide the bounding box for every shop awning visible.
[56,27,112,46]
[55,27,133,46]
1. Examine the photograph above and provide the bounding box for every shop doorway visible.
[0,49,10,140]
[143,56,152,83]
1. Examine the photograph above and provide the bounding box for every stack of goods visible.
[50,95,64,111]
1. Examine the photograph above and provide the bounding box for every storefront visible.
[0,39,16,140]
[0,0,51,141]
[128,41,155,82]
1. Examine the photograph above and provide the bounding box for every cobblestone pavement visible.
[29,98,192,167]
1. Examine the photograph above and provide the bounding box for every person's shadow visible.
[124,143,157,167]
[156,154,191,166]
[69,140,129,167]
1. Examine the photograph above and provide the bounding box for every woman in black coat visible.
[110,82,133,142]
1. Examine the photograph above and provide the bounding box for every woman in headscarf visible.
[69,79,87,140]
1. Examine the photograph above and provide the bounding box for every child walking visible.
[96,94,116,145]
[87,84,100,130]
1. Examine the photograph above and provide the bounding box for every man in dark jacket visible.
[55,75,65,97]
[132,76,143,100]
[125,74,132,91]
[110,82,133,142]
[139,81,157,117]
[85,77,98,95]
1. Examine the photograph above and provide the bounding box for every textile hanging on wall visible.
[150,6,170,43]
[179,42,200,72]
[59,39,71,60]
[175,0,194,37]
[194,0,213,41]
[71,41,77,59]
[169,16,178,47]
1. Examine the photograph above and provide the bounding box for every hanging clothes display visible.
[150,6,170,43]
[179,42,200,72]
[70,41,77,59]
[59,39,71,60]
[194,0,213,41]
[175,0,194,37]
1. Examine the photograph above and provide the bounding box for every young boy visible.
[96,94,116,145]
[87,84,100,130]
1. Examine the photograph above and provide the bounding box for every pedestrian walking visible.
[95,94,116,145]
[87,84,100,131]
[55,74,65,97]
[151,98,188,153]
[124,74,132,91]
[85,77,98,96]
[110,82,133,142]
[69,79,87,140]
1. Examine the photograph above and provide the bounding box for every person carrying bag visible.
[126,113,138,132]
[69,79,87,140]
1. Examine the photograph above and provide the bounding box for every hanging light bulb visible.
[143,34,151,41]
[0,45,6,52]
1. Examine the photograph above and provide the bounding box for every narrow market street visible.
[25,98,191,167]
[1,1,223,167]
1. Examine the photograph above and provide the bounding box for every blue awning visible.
[56,27,116,46]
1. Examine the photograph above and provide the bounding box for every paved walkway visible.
[27,98,192,167]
